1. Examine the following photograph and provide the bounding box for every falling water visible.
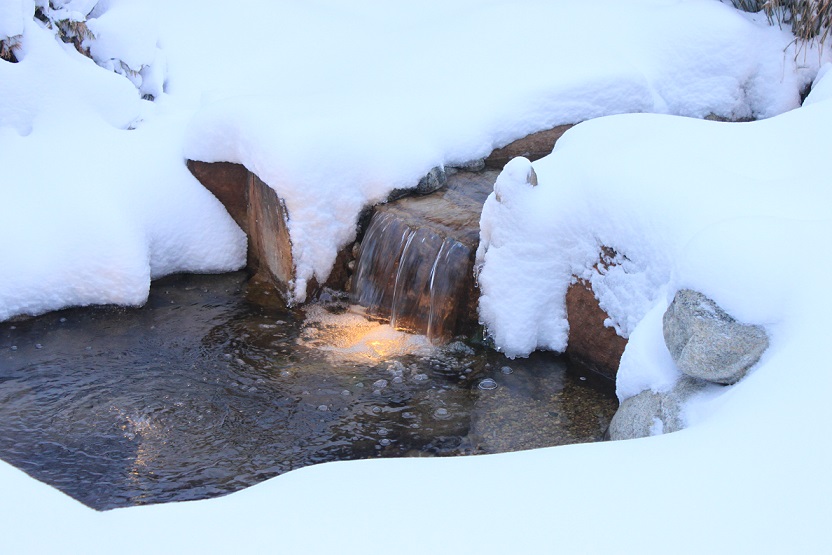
[352,216,477,342]
[389,227,417,329]
[351,169,499,342]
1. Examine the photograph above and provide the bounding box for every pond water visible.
[0,272,616,511]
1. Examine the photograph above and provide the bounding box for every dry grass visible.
[34,5,95,58]
[0,35,21,63]
[729,0,832,45]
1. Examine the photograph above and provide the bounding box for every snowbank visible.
[0,0,27,40]
[476,66,832,408]
[179,0,813,302]
[0,14,245,320]
[0,0,820,317]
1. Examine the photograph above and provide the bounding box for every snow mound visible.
[477,81,832,403]
[181,0,815,302]
[0,17,245,321]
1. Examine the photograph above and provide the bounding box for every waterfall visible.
[350,169,498,342]
[351,213,476,342]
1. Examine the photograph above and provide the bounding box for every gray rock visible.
[416,166,447,195]
[608,376,710,440]
[663,289,769,385]
[447,159,486,172]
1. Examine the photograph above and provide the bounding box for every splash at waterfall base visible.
[188,125,628,381]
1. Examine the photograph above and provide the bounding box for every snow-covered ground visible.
[1,0,817,314]
[2,0,831,552]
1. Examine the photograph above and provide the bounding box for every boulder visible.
[186,161,249,234]
[565,279,627,382]
[187,123,582,312]
[663,289,769,385]
[608,376,710,440]
[188,161,354,302]
[246,172,295,300]
[564,248,628,381]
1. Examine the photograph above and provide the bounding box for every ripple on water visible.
[0,272,617,511]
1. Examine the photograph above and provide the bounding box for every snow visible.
[0,0,820,314]
[177,0,812,302]
[2,0,832,552]
[0,0,27,39]
[0,11,245,320]
[84,0,166,98]
[469,69,832,550]
[477,104,832,359]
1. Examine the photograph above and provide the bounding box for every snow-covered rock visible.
[608,375,716,440]
[663,289,769,385]
[182,0,817,304]
[565,275,628,380]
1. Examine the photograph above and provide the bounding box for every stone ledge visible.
[484,124,574,169]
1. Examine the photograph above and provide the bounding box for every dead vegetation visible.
[0,35,21,63]
[34,2,95,58]
[729,0,832,45]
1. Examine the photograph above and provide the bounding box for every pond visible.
[0,272,616,511]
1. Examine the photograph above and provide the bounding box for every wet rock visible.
[565,279,627,381]
[608,376,710,440]
[663,289,769,385]
[484,124,574,168]
[416,166,448,195]
[247,173,295,301]
[564,248,629,381]
[188,162,351,303]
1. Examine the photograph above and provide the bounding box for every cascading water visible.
[350,169,497,341]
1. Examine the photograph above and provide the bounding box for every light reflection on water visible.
[0,272,616,511]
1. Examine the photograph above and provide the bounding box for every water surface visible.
[0,272,616,510]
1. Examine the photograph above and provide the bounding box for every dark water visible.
[0,272,616,511]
